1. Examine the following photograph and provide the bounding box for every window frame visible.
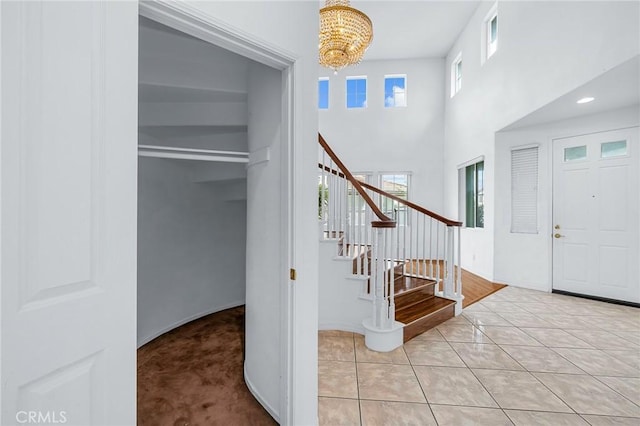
[482,3,499,64]
[318,77,329,110]
[450,53,462,97]
[458,158,484,229]
[384,74,407,108]
[346,75,368,109]
[378,172,411,226]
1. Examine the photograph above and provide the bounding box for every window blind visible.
[511,146,538,233]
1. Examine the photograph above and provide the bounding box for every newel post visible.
[445,225,464,315]
[362,220,404,352]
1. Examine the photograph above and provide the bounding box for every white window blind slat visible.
[511,146,538,233]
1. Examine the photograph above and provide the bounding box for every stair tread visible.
[396,297,456,325]
[395,288,435,311]
[395,276,437,295]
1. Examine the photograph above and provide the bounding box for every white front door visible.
[552,128,640,303]
[1,2,138,425]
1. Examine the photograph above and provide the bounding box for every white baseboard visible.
[244,362,280,423]
[493,278,551,293]
[137,300,245,348]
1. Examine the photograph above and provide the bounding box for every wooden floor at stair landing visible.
[460,269,507,308]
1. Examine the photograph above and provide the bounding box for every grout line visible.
[319,288,639,424]
[590,375,640,408]
[352,333,364,426]
[405,343,441,425]
[460,307,583,416]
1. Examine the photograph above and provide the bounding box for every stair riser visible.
[403,304,455,342]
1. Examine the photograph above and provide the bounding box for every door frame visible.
[549,126,640,301]
[138,2,298,423]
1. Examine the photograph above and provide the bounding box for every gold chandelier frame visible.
[319,0,373,72]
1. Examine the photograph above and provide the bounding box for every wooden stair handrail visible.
[360,181,463,227]
[319,133,395,225]
[318,160,462,227]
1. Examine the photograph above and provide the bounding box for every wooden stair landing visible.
[461,269,506,308]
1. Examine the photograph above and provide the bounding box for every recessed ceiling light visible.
[577,97,595,104]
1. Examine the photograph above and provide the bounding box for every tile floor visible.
[318,286,640,425]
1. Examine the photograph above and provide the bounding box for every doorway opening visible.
[135,9,294,424]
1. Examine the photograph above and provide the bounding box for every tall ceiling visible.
[503,55,640,131]
[349,1,481,60]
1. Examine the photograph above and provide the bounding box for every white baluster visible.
[444,226,455,299]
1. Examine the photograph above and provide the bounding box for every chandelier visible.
[319,0,373,72]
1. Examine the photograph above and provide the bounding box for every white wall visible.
[137,157,247,346]
[183,3,320,424]
[318,242,371,333]
[443,1,640,280]
[320,58,445,210]
[494,105,640,291]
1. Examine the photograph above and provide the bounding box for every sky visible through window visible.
[384,76,406,107]
[318,79,329,109]
[346,78,367,108]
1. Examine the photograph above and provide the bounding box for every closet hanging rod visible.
[138,144,249,163]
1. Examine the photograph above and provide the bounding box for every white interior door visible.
[1,2,138,425]
[552,128,639,303]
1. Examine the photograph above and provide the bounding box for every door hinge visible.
[290,268,297,281]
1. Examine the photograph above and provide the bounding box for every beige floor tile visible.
[514,302,560,315]
[553,348,640,377]
[404,340,466,367]
[520,328,594,348]
[565,329,639,350]
[481,301,529,313]
[357,363,425,403]
[463,312,514,326]
[489,293,544,303]
[593,318,640,333]
[354,335,410,364]
[534,314,596,330]
[534,373,640,417]
[604,350,640,370]
[596,376,640,406]
[478,326,543,346]
[497,312,556,328]
[319,360,358,399]
[360,400,436,426]
[410,328,446,342]
[505,410,590,425]
[320,330,355,338]
[581,415,640,425]
[464,302,492,313]
[413,365,498,407]
[611,331,640,346]
[473,369,572,412]
[430,405,513,426]
[319,335,355,362]
[440,315,472,325]
[450,343,524,370]
[500,345,585,374]
[437,323,492,343]
[318,397,360,426]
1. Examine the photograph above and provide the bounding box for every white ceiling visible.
[350,1,481,60]
[503,55,640,131]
